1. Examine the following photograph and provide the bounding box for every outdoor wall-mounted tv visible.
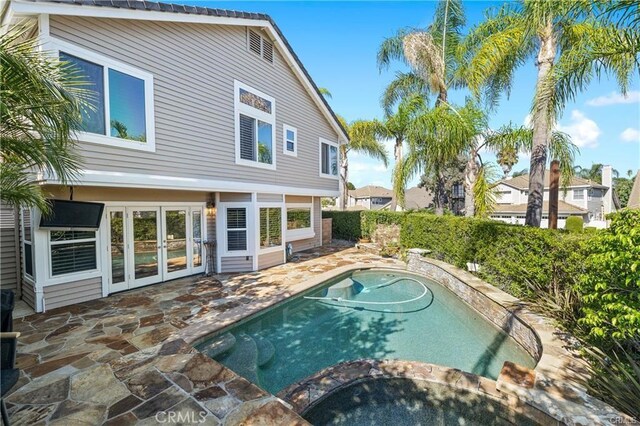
[39,200,105,230]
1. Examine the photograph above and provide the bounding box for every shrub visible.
[322,210,405,241]
[577,209,640,346]
[321,211,362,240]
[401,213,590,297]
[565,216,584,233]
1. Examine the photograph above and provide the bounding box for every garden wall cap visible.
[407,248,431,255]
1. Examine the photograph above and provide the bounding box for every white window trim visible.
[44,36,156,152]
[319,138,339,179]
[258,203,284,253]
[21,208,34,279]
[221,203,252,256]
[285,203,315,241]
[48,231,99,281]
[234,80,276,170]
[282,124,297,157]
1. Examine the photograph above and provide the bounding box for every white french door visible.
[107,205,205,293]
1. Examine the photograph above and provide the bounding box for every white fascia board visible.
[10,0,349,144]
[45,170,340,198]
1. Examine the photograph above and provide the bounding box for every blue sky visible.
[197,1,639,187]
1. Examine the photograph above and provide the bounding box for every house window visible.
[58,45,154,151]
[235,81,276,169]
[192,210,202,268]
[22,209,33,278]
[247,29,274,63]
[286,205,313,240]
[226,208,248,252]
[283,125,297,156]
[573,189,585,200]
[452,183,465,199]
[259,208,282,250]
[319,138,339,178]
[50,231,97,276]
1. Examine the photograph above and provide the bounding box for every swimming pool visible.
[196,269,535,394]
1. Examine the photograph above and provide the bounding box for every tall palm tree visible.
[318,87,332,99]
[1,22,86,211]
[336,116,389,210]
[573,163,620,183]
[378,0,466,107]
[461,1,638,226]
[378,0,467,214]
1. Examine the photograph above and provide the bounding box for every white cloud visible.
[620,127,640,143]
[523,114,533,128]
[557,110,601,148]
[348,161,387,172]
[586,91,640,107]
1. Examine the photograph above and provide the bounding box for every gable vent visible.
[248,30,261,56]
[262,39,273,63]
[247,29,274,64]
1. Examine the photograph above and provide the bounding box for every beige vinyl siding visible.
[257,193,283,203]
[0,202,19,293]
[288,197,322,252]
[43,278,103,310]
[221,256,253,273]
[258,250,283,270]
[219,193,252,203]
[43,186,210,203]
[49,16,340,192]
[21,279,36,310]
[285,195,312,204]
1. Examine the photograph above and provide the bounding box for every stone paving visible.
[5,244,402,425]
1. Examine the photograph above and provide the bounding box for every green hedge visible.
[321,211,362,240]
[322,210,405,240]
[566,216,584,233]
[400,213,590,297]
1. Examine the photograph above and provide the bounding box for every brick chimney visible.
[602,165,613,214]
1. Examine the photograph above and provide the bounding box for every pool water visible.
[196,269,535,394]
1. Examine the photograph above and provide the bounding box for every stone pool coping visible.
[276,359,558,424]
[180,261,409,347]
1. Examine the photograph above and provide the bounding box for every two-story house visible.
[347,186,393,210]
[2,0,348,313]
[490,166,615,228]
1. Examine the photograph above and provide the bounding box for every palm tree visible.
[378,0,466,107]
[336,116,389,210]
[461,1,638,227]
[573,163,620,184]
[378,0,468,214]
[318,87,332,99]
[1,22,86,211]
[373,94,427,211]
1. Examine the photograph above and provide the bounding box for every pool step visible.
[200,333,236,359]
[220,333,259,384]
[255,335,275,367]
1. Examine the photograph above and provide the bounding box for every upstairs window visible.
[57,41,155,152]
[235,81,276,170]
[319,138,339,178]
[573,189,585,200]
[283,125,297,156]
[247,29,274,63]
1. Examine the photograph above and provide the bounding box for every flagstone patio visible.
[4,244,402,425]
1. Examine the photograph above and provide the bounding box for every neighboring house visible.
[628,171,640,209]
[3,0,348,313]
[490,166,616,228]
[401,187,434,211]
[347,186,393,210]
